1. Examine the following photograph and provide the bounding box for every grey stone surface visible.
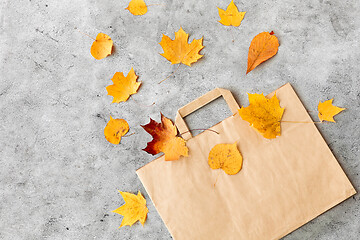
[0,0,359,239]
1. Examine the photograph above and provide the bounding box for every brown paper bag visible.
[137,83,356,240]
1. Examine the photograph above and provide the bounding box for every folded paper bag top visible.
[137,83,356,240]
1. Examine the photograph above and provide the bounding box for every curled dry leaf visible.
[112,191,149,228]
[104,116,129,144]
[142,113,188,161]
[239,93,284,139]
[90,33,113,60]
[208,143,243,175]
[218,0,246,27]
[106,68,141,103]
[159,27,204,66]
[247,31,279,74]
[318,99,345,122]
[126,0,148,16]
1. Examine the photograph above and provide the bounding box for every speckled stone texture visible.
[0,0,359,239]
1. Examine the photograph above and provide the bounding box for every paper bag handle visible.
[175,88,240,140]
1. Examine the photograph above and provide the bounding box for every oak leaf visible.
[126,0,148,16]
[238,93,284,139]
[318,99,345,122]
[112,191,149,228]
[142,113,188,161]
[91,33,113,60]
[247,31,279,74]
[218,0,246,27]
[159,27,204,66]
[104,116,129,144]
[106,68,141,103]
[208,143,243,175]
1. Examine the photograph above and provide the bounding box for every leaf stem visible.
[130,95,155,107]
[159,64,181,84]
[179,128,219,135]
[123,132,135,138]
[75,27,95,40]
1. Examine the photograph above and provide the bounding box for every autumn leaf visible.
[90,33,113,60]
[104,116,129,144]
[142,113,188,161]
[238,93,284,139]
[159,27,204,66]
[112,191,149,228]
[318,99,345,122]
[218,0,246,27]
[126,0,148,16]
[106,68,141,103]
[208,143,243,175]
[247,31,279,74]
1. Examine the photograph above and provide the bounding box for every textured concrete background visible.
[0,0,359,239]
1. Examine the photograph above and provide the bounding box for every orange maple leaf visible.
[90,33,113,60]
[247,31,279,74]
[318,99,345,122]
[238,93,284,139]
[159,27,204,66]
[141,113,188,161]
[106,68,141,103]
[218,0,246,27]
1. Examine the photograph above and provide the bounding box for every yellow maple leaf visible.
[318,99,345,122]
[247,31,279,74]
[126,0,148,16]
[90,33,113,60]
[238,93,284,139]
[159,27,204,66]
[106,68,141,103]
[218,0,246,27]
[104,116,129,144]
[208,143,243,175]
[142,113,189,161]
[112,191,149,228]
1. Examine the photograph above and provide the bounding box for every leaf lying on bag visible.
[318,99,345,122]
[142,113,188,161]
[247,31,279,74]
[208,143,243,175]
[218,0,246,27]
[112,191,149,228]
[238,93,284,139]
[159,27,204,66]
[106,68,141,103]
[126,0,148,15]
[90,33,113,60]
[104,116,129,144]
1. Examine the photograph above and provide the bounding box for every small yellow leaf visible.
[159,27,204,66]
[239,93,284,139]
[247,32,279,74]
[126,0,148,16]
[104,116,129,144]
[90,33,113,60]
[106,68,141,103]
[318,99,345,122]
[218,0,246,27]
[208,143,243,175]
[112,191,149,228]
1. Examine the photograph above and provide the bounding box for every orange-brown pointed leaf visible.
[208,143,243,175]
[106,68,141,103]
[159,27,204,66]
[91,33,113,60]
[142,113,188,161]
[112,191,148,228]
[246,32,279,74]
[238,93,284,139]
[104,116,129,144]
[318,99,345,122]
